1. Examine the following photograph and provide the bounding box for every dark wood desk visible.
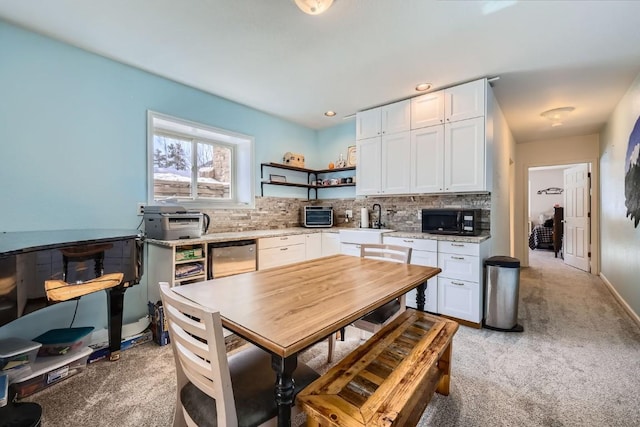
[173,254,441,427]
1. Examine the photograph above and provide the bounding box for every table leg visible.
[416,282,426,311]
[272,354,297,427]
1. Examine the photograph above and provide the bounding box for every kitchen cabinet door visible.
[437,277,480,323]
[444,117,485,192]
[356,107,382,140]
[411,91,445,129]
[381,131,411,194]
[411,126,445,193]
[355,137,382,195]
[444,79,485,123]
[321,233,340,257]
[357,100,410,139]
[381,100,411,135]
[305,233,322,260]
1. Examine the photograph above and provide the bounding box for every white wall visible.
[529,168,566,225]
[515,134,600,269]
[599,71,640,321]
[489,85,517,257]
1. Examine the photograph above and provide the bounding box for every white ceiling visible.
[1,0,640,143]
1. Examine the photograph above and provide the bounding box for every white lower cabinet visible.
[341,243,361,257]
[437,240,487,323]
[258,234,306,270]
[383,236,438,313]
[305,233,322,260]
[437,277,480,322]
[321,232,340,257]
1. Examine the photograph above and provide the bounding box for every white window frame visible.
[147,111,255,209]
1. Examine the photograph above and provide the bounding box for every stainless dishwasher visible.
[208,240,257,279]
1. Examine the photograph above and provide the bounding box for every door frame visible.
[522,158,599,274]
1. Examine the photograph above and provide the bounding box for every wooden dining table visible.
[173,254,441,427]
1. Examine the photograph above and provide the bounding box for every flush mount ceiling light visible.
[540,106,575,127]
[294,0,334,15]
[415,83,432,92]
[324,110,336,117]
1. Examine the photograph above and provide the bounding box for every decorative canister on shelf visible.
[283,152,305,168]
[336,153,346,168]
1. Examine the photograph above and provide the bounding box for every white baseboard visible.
[599,272,640,329]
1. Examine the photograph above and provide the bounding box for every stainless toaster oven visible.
[302,206,333,228]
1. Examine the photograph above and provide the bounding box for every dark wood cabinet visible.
[553,206,564,258]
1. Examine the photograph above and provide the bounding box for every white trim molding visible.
[600,272,640,329]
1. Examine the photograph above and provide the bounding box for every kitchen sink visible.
[339,228,394,244]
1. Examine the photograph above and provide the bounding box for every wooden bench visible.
[297,309,459,427]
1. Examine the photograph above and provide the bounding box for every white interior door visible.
[563,164,590,272]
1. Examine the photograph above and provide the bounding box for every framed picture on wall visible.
[347,145,356,167]
[625,115,640,227]
[269,174,286,183]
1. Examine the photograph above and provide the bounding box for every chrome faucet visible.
[372,203,384,229]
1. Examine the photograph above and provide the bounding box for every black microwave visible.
[421,209,481,235]
[302,206,333,228]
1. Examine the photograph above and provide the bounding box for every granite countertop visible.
[146,227,490,247]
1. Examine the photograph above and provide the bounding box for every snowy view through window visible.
[153,134,231,201]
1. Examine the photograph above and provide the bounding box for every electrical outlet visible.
[137,203,146,216]
[345,209,353,218]
[417,210,421,219]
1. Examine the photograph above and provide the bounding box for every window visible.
[147,111,254,208]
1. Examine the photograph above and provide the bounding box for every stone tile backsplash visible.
[203,194,491,234]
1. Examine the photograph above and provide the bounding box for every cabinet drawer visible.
[383,236,437,252]
[438,253,479,282]
[437,241,479,256]
[437,277,480,323]
[340,243,361,257]
[258,243,305,270]
[259,234,305,250]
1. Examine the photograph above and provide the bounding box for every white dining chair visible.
[159,283,319,427]
[326,244,412,363]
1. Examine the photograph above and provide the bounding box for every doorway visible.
[527,163,592,273]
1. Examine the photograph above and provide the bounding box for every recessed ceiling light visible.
[295,0,334,15]
[324,110,336,117]
[540,106,575,121]
[415,83,432,92]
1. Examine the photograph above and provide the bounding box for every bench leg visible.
[436,342,452,396]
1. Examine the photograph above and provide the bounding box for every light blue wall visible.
[315,121,357,199]
[0,20,321,339]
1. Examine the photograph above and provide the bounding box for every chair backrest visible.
[159,283,238,426]
[360,244,412,264]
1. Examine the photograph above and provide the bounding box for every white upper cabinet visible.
[356,100,410,196]
[356,100,410,139]
[380,100,411,135]
[356,136,382,195]
[444,79,485,123]
[356,108,382,140]
[411,91,445,129]
[444,117,485,192]
[381,131,411,194]
[358,78,490,196]
[411,79,485,130]
[411,126,445,193]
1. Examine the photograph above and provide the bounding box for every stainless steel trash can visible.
[484,256,523,332]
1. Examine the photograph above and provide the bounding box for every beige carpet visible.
[22,250,640,426]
